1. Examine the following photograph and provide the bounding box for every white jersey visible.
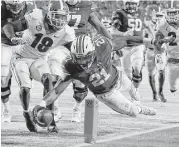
[16,8,75,59]
[157,18,179,59]
[144,20,158,49]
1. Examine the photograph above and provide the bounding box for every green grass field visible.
[1,68,179,147]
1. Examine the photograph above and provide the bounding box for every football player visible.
[7,0,75,132]
[1,0,34,122]
[48,0,112,122]
[110,0,150,92]
[154,6,179,96]
[33,34,156,127]
[144,7,167,102]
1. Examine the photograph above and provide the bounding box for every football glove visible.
[11,37,26,45]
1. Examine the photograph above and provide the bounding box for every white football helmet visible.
[152,11,164,23]
[5,0,25,14]
[165,8,179,25]
[47,0,69,30]
[71,35,96,70]
[65,0,81,6]
[101,17,111,28]
[123,0,140,13]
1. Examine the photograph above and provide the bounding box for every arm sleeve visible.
[2,23,16,39]
[88,12,112,39]
[111,10,122,25]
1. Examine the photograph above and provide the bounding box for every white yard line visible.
[73,124,179,147]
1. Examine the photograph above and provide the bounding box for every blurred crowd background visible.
[87,0,179,34]
[92,0,178,18]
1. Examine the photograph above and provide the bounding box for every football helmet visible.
[165,8,179,24]
[5,0,25,14]
[152,11,164,23]
[123,0,140,13]
[65,0,81,6]
[101,17,111,28]
[71,35,96,70]
[47,0,69,30]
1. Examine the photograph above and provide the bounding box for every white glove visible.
[11,37,26,45]
[123,29,134,36]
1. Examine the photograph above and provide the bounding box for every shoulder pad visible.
[64,25,75,35]
[79,0,92,7]
[156,17,166,30]
[25,2,36,13]
[25,8,44,21]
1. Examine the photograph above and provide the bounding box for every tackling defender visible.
[144,6,167,102]
[1,0,34,122]
[33,34,156,130]
[48,0,112,122]
[7,0,75,132]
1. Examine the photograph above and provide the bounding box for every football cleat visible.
[138,104,156,115]
[54,106,62,122]
[48,125,59,133]
[153,94,158,102]
[48,116,59,133]
[159,92,167,103]
[2,109,12,123]
[23,111,37,132]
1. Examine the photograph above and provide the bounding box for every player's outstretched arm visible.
[40,78,72,107]
[89,12,112,39]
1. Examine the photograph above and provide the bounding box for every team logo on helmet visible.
[71,35,96,70]
[36,25,42,31]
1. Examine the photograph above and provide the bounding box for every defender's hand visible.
[11,37,26,45]
[123,29,134,36]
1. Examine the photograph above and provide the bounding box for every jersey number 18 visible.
[31,33,53,52]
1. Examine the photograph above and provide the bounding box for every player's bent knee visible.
[73,86,88,103]
[132,69,142,84]
[170,89,177,93]
[1,76,10,86]
[1,77,12,100]
[20,87,30,95]
[41,73,52,85]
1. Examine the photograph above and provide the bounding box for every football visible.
[36,109,53,127]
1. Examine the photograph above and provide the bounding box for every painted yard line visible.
[73,124,179,147]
